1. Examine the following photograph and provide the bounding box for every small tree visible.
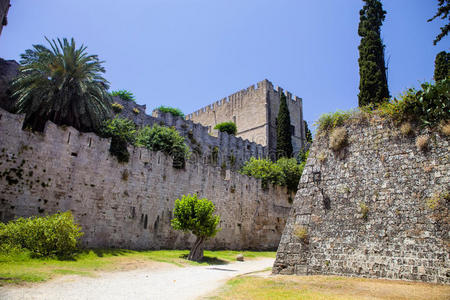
[304,120,313,144]
[276,93,293,158]
[171,194,220,261]
[214,121,237,135]
[434,51,449,82]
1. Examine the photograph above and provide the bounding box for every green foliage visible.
[359,202,369,220]
[136,125,189,169]
[240,157,304,192]
[428,0,449,45]
[156,106,184,118]
[296,149,309,164]
[171,194,220,238]
[315,110,353,133]
[276,93,293,158]
[276,157,305,192]
[214,122,237,135]
[100,117,136,163]
[434,51,449,82]
[358,0,390,107]
[0,212,83,258]
[12,37,112,132]
[110,90,135,102]
[304,120,313,144]
[378,79,450,126]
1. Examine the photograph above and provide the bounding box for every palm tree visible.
[12,38,112,132]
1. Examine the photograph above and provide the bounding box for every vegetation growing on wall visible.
[136,124,190,169]
[155,106,184,118]
[171,194,221,261]
[214,122,237,135]
[100,117,136,163]
[112,102,124,113]
[110,90,136,102]
[240,157,305,192]
[0,212,83,258]
[12,37,112,133]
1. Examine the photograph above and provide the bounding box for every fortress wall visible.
[273,118,449,283]
[186,80,272,147]
[0,108,292,250]
[113,97,268,170]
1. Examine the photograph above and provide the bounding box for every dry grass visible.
[317,151,327,163]
[415,135,429,152]
[329,127,348,151]
[209,275,450,300]
[439,121,450,136]
[293,225,308,243]
[400,122,413,136]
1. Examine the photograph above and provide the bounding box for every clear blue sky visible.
[0,1,448,128]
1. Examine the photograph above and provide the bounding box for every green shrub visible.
[155,106,184,118]
[315,110,353,133]
[377,79,450,126]
[214,122,237,135]
[240,157,304,192]
[110,90,135,102]
[100,117,136,163]
[293,225,308,243]
[0,212,83,258]
[136,125,190,169]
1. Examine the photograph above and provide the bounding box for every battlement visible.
[186,79,302,120]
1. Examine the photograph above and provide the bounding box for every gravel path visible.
[0,258,274,300]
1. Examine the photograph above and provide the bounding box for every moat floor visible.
[0,258,274,300]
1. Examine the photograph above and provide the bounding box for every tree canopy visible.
[171,194,220,261]
[357,0,390,107]
[214,121,237,135]
[12,38,112,132]
[434,51,449,82]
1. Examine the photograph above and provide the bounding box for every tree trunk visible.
[188,236,205,261]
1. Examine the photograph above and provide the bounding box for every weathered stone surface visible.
[0,108,292,250]
[273,119,449,284]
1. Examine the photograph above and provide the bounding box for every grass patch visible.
[0,249,275,285]
[209,275,450,300]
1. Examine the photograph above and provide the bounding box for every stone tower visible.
[186,79,305,159]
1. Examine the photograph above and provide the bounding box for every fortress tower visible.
[186,79,305,158]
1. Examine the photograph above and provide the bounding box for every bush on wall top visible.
[155,106,184,118]
[110,90,136,102]
[214,122,237,135]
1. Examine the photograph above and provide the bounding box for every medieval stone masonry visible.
[0,108,292,250]
[273,118,449,283]
[186,79,306,159]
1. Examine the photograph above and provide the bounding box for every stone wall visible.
[114,97,268,171]
[186,79,305,157]
[273,118,449,283]
[0,108,292,250]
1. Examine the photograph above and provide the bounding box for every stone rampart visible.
[273,118,449,283]
[0,108,292,250]
[113,97,268,170]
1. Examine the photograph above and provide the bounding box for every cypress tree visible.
[434,51,450,82]
[358,0,390,107]
[304,120,313,145]
[276,93,293,158]
[428,0,449,45]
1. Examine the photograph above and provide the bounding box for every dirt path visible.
[0,258,274,300]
